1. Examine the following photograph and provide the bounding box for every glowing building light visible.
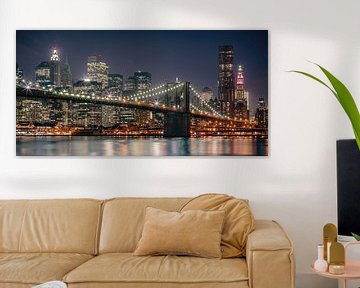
[50,49,60,62]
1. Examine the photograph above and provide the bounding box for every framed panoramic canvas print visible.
[16,30,268,156]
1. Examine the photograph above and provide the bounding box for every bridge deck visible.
[16,86,244,123]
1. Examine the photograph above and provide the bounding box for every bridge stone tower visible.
[164,82,190,138]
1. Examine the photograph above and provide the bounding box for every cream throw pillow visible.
[134,207,225,258]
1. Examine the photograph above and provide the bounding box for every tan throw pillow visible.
[181,194,254,258]
[134,207,225,258]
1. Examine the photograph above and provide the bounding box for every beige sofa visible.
[0,198,295,288]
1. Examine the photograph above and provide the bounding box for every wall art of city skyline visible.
[16,30,269,156]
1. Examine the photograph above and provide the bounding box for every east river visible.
[16,136,268,156]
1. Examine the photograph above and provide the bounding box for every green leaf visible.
[288,70,337,99]
[353,127,360,150]
[289,64,360,150]
[351,232,360,241]
[316,64,360,150]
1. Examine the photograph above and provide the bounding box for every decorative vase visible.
[314,244,328,272]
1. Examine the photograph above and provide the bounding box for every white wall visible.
[1,1,359,287]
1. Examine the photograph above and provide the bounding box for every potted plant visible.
[290,63,360,240]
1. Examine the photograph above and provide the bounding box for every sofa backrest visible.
[0,199,102,255]
[99,197,190,253]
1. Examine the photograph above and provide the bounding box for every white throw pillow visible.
[32,281,67,288]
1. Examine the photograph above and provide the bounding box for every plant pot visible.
[337,139,360,238]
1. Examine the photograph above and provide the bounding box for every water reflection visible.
[16,136,268,156]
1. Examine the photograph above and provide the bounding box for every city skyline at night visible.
[16,30,268,156]
[16,30,268,111]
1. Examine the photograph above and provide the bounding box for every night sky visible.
[16,30,268,110]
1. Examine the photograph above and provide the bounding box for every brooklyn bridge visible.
[16,81,267,138]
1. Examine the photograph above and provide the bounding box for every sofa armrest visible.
[246,220,295,288]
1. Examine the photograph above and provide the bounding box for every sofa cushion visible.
[63,253,248,285]
[0,284,33,288]
[134,207,225,258]
[181,194,254,258]
[99,198,190,253]
[0,253,93,285]
[0,199,103,254]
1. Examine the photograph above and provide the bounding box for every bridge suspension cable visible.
[125,82,185,101]
[189,85,228,119]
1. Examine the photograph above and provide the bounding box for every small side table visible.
[311,242,360,288]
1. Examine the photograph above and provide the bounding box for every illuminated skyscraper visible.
[123,76,136,96]
[255,97,268,128]
[235,65,245,100]
[133,72,152,125]
[234,65,249,120]
[218,45,235,117]
[16,64,24,84]
[134,71,151,92]
[70,80,103,127]
[108,74,123,96]
[87,56,109,88]
[50,49,61,86]
[104,74,124,127]
[35,61,52,86]
[50,48,59,62]
[200,87,213,102]
[61,57,73,87]
[244,90,250,110]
